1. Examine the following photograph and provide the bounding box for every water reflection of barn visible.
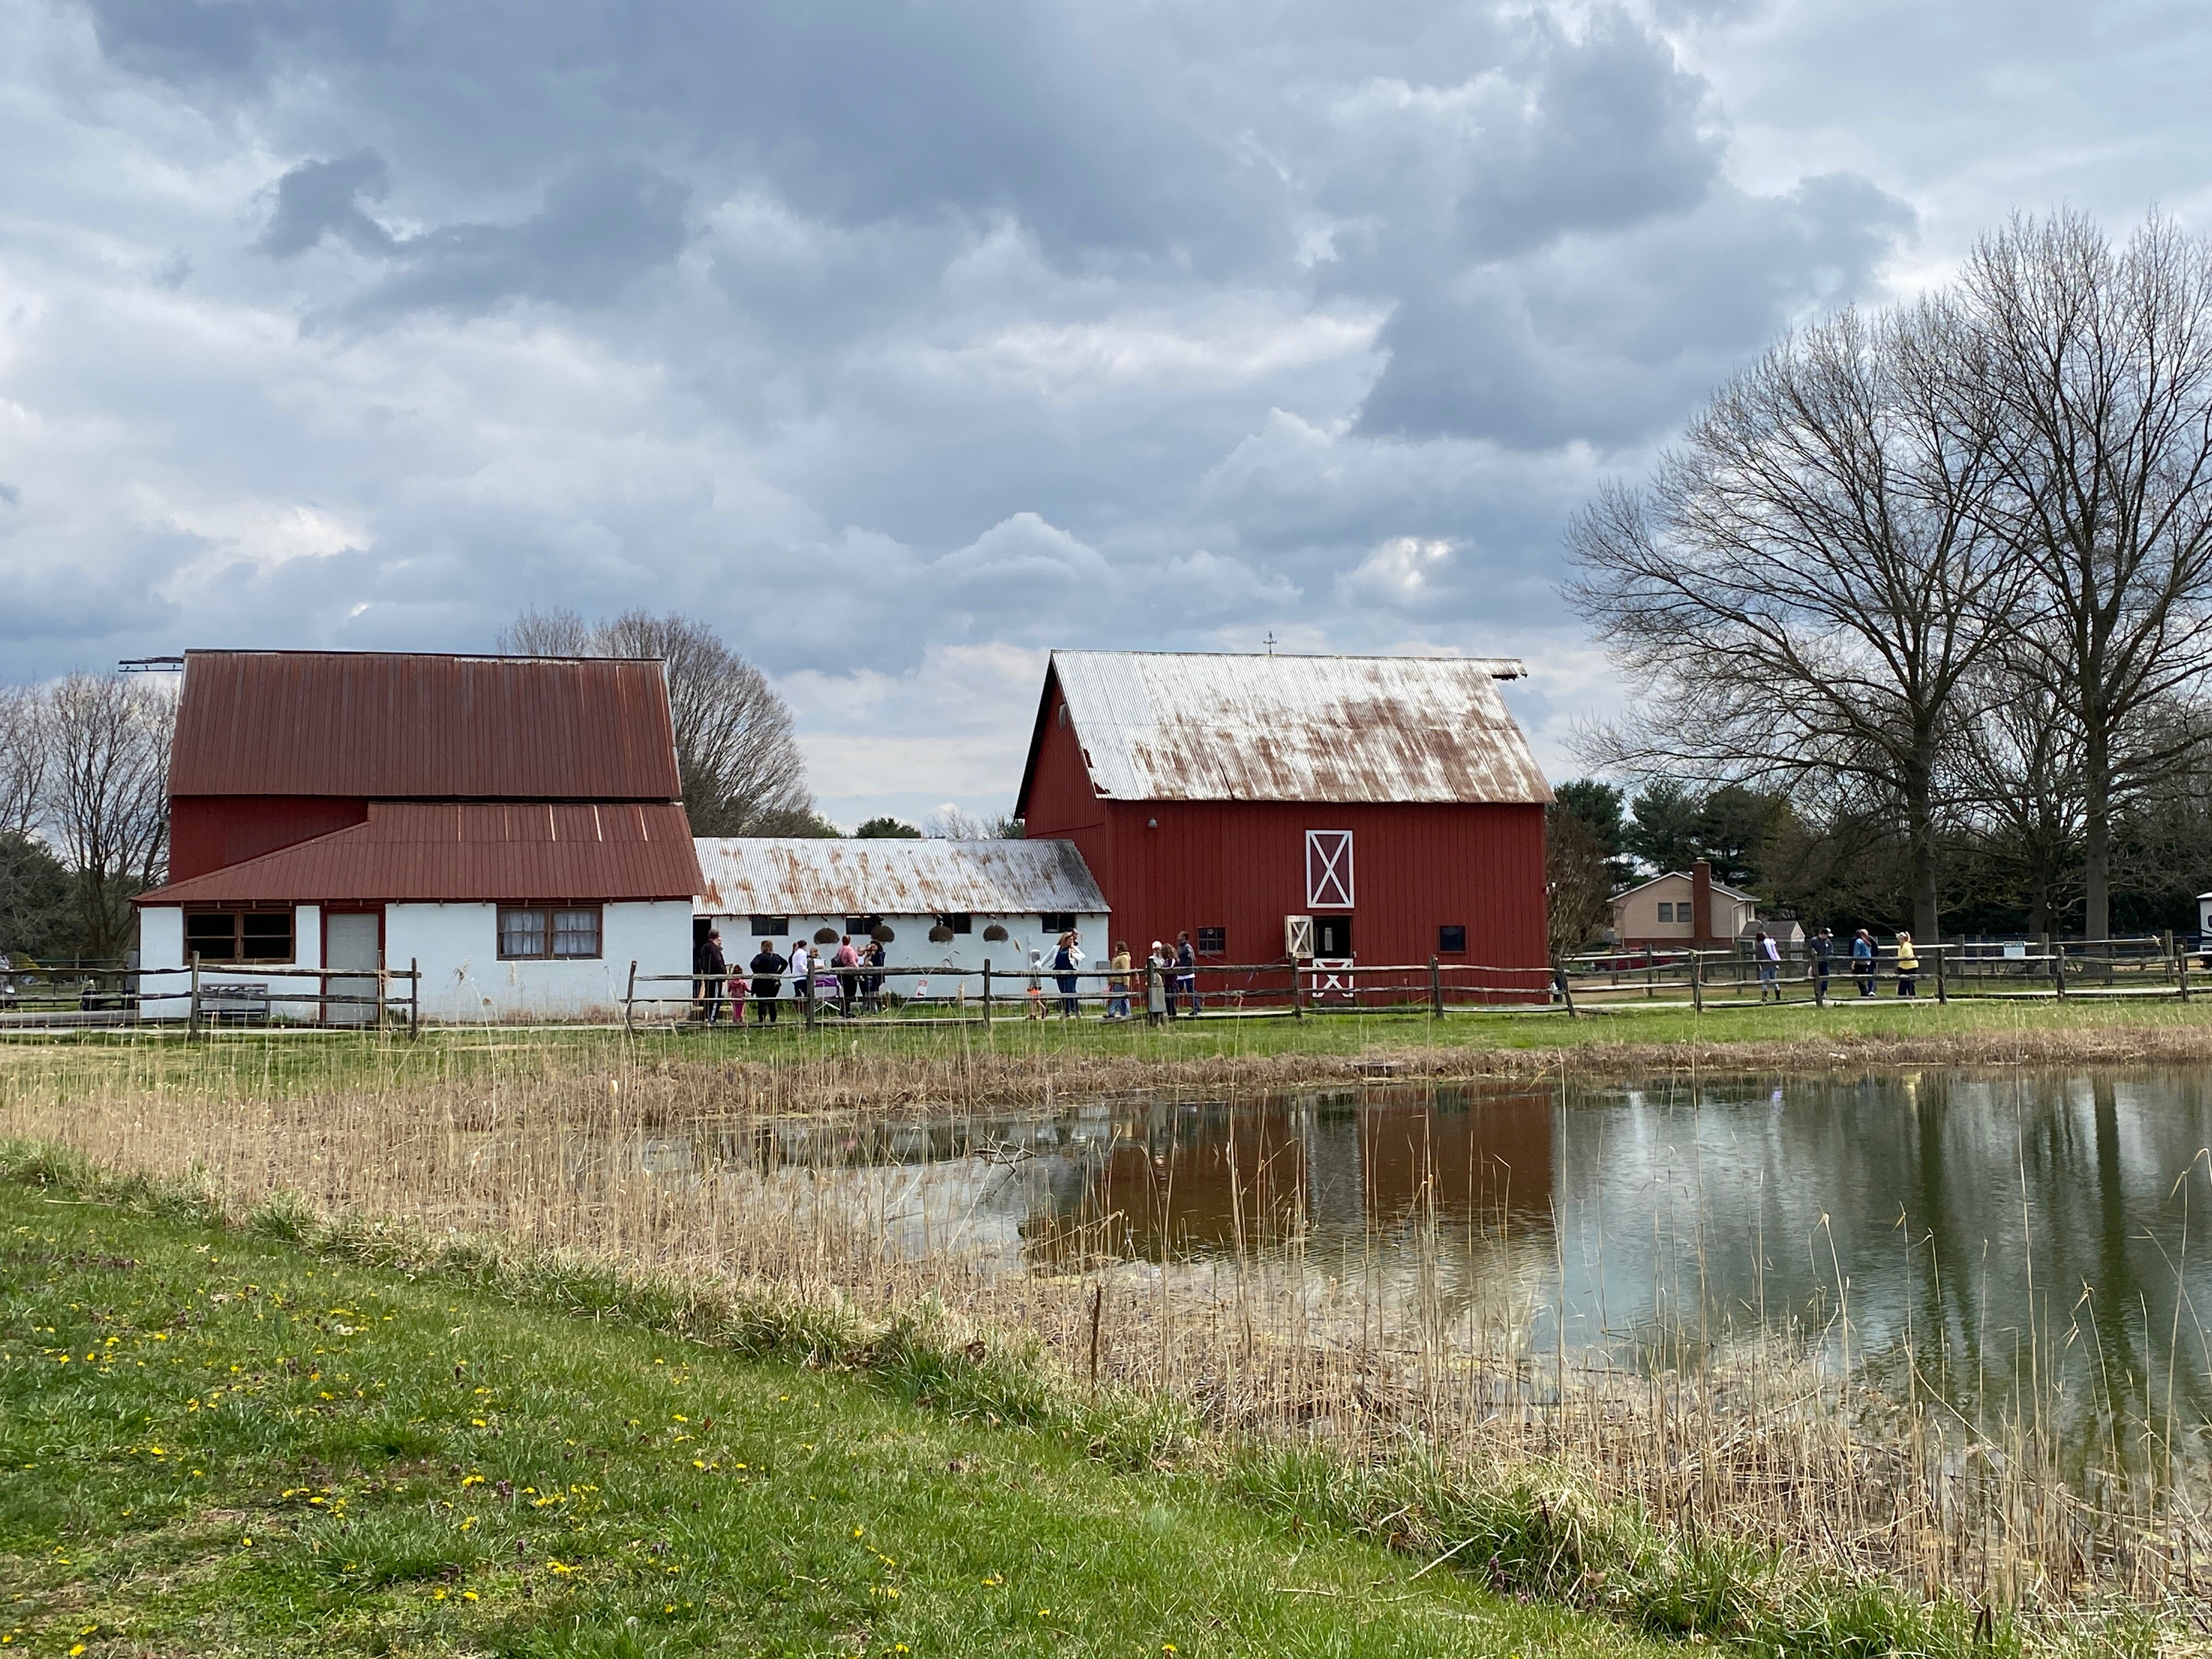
[1022,1085,1555,1266]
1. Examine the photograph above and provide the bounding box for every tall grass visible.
[1,1029,2205,1642]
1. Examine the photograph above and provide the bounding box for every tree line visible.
[1566,210,2212,946]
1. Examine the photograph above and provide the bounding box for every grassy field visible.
[8,990,2212,1106]
[0,1170,1674,1659]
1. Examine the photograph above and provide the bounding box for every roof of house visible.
[133,802,703,905]
[695,838,1108,917]
[1015,650,1550,811]
[168,650,683,801]
[1609,871,1760,907]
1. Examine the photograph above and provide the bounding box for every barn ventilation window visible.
[1196,927,1226,956]
[184,909,294,963]
[1039,911,1076,932]
[498,905,603,960]
[1438,925,1467,954]
[748,915,789,936]
[935,912,973,934]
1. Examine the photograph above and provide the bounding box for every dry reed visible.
[3,1031,2207,1637]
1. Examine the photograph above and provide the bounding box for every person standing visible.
[1146,943,1170,1025]
[834,935,861,1019]
[1051,932,1080,1017]
[698,929,728,1025]
[1851,929,1876,997]
[1895,930,1919,998]
[862,937,886,1013]
[1756,929,1781,1003]
[724,960,747,1026]
[749,939,787,1025]
[1175,930,1201,1017]
[1107,940,1131,1021]
[1810,928,1833,1001]
[789,938,814,1021]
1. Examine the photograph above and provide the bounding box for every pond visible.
[640,1066,2212,1475]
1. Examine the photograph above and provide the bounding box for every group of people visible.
[693,929,888,1024]
[1014,929,1208,1023]
[1804,927,1922,998]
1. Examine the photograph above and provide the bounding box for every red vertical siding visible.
[169,796,370,882]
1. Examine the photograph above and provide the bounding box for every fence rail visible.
[0,956,422,1037]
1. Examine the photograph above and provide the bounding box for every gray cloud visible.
[2,0,2199,817]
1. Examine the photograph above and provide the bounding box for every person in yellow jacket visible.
[1894,930,1918,997]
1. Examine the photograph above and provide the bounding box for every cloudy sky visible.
[2,1,2204,827]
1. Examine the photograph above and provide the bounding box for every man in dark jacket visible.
[749,940,788,1025]
[696,930,728,1024]
[1175,930,1201,1017]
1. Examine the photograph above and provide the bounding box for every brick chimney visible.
[1691,859,1714,947]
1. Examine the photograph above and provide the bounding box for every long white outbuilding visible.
[693,837,1111,996]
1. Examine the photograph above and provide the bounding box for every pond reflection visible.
[623,1066,2212,1471]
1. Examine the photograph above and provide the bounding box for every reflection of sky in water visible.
[619,1068,2212,1471]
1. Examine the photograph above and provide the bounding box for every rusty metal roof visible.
[170,651,682,800]
[1020,651,1551,809]
[695,838,1108,917]
[134,802,704,905]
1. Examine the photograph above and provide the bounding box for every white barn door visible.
[326,911,382,1028]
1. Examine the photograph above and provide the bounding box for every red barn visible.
[132,650,702,1025]
[1015,651,1553,995]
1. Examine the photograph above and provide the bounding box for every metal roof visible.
[695,838,1108,917]
[134,802,704,905]
[1019,650,1551,810]
[169,650,683,800]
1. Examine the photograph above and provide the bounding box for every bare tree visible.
[924,806,1025,839]
[1545,807,1612,958]
[1566,306,2023,939]
[1955,646,2085,935]
[42,673,172,960]
[1947,211,2212,941]
[0,683,46,839]
[499,607,820,836]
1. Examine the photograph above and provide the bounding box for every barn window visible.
[1438,925,1466,954]
[844,916,881,936]
[1040,911,1076,932]
[498,906,603,961]
[1305,830,1354,909]
[936,912,973,934]
[1197,926,1226,956]
[184,909,294,963]
[749,915,789,936]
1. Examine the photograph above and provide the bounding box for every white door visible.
[325,911,382,1028]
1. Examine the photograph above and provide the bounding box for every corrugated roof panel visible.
[135,802,704,905]
[1045,651,1551,806]
[693,838,1108,916]
[169,651,684,800]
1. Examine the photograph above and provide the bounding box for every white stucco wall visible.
[137,902,326,1022]
[137,899,691,1024]
[392,900,693,1023]
[702,909,1113,997]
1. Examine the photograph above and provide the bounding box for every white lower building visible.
[132,802,700,1025]
[693,837,1111,996]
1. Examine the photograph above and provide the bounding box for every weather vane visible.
[1263,631,1277,656]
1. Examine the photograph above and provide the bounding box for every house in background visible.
[133,650,701,1024]
[693,837,1109,983]
[1017,651,1552,986]
[1610,859,1796,952]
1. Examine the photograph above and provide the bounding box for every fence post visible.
[983,960,992,1028]
[188,951,201,1041]
[623,960,637,1035]
[1691,952,1703,1015]
[2182,944,2193,1003]
[408,958,420,1039]
[1934,940,1947,1005]
[2047,934,2066,998]
[2163,930,2176,991]
[1558,962,1578,1019]
[1429,955,1443,1018]
[1290,960,1304,1020]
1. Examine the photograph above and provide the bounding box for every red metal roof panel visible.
[134,802,705,905]
[169,651,682,800]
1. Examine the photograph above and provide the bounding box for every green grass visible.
[0,1172,1664,1658]
[7,989,2212,1105]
